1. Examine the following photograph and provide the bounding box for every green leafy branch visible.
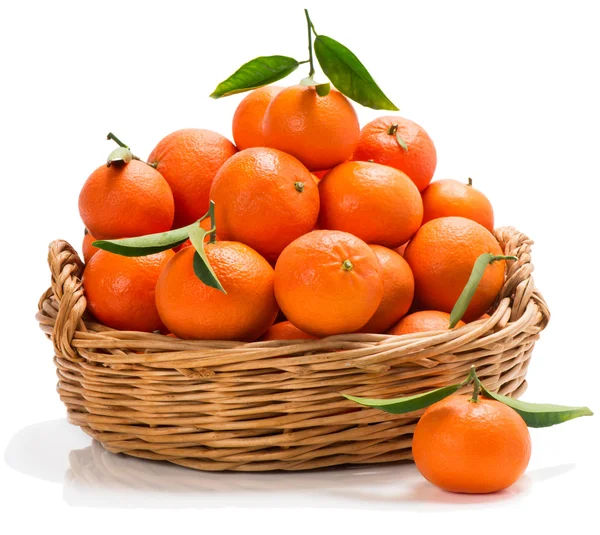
[93,201,225,293]
[344,366,593,428]
[209,9,398,111]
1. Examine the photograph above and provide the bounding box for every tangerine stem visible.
[304,9,316,77]
[107,132,129,149]
[107,131,156,168]
[470,369,481,403]
[468,177,473,186]
[208,200,217,244]
[342,259,354,272]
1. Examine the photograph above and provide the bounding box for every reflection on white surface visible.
[5,419,574,509]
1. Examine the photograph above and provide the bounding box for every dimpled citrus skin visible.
[263,85,360,171]
[422,179,495,232]
[78,160,174,240]
[388,310,464,335]
[260,321,317,341]
[232,86,283,150]
[155,243,278,341]
[353,115,437,192]
[274,230,384,337]
[404,217,505,321]
[148,129,238,228]
[358,245,414,334]
[83,249,174,332]
[412,395,531,493]
[318,161,423,248]
[210,147,320,263]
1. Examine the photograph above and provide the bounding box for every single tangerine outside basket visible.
[36,226,549,471]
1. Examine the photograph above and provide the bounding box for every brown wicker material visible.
[36,226,549,471]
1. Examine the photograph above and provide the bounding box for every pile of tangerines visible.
[69,9,595,497]
[79,83,504,342]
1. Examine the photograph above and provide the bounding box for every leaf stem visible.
[304,9,316,77]
[208,200,217,244]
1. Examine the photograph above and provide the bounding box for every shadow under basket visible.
[37,226,550,472]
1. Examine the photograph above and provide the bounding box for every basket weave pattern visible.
[37,226,549,471]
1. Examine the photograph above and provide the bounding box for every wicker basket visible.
[36,226,549,472]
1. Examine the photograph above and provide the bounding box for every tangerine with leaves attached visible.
[155,242,278,341]
[413,393,531,493]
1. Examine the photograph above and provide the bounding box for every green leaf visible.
[481,386,594,428]
[343,383,463,415]
[314,35,398,110]
[210,56,300,98]
[449,253,518,328]
[106,146,133,167]
[93,226,191,257]
[188,222,226,294]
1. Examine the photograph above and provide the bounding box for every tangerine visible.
[78,160,174,240]
[83,249,174,332]
[210,147,319,263]
[404,217,505,321]
[232,86,283,150]
[260,321,317,341]
[318,161,423,248]
[353,116,436,191]
[412,394,531,493]
[274,230,383,337]
[358,245,414,333]
[82,229,99,264]
[148,129,237,228]
[155,243,278,341]
[422,178,494,232]
[389,310,464,335]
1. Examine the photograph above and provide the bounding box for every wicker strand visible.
[37,226,550,471]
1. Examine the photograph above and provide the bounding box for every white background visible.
[1,0,599,533]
